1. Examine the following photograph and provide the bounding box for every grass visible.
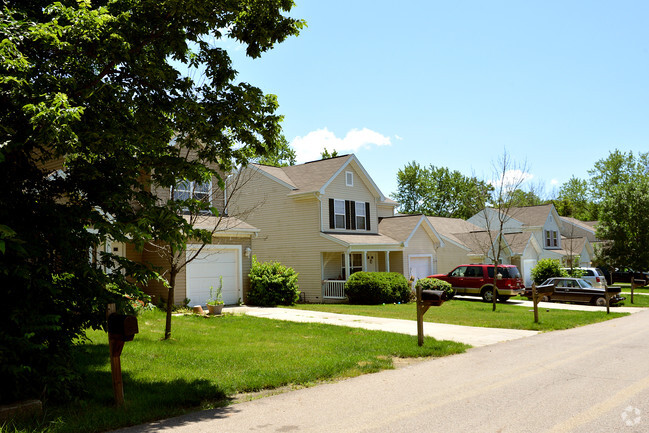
[3,309,468,433]
[290,298,629,331]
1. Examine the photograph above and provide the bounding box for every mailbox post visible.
[416,285,446,346]
[106,303,139,406]
[532,283,555,323]
[605,286,622,314]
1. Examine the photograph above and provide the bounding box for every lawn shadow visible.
[65,343,239,432]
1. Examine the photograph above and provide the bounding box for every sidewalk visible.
[225,306,538,347]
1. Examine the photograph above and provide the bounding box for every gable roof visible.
[507,204,556,227]
[378,215,444,247]
[251,154,387,200]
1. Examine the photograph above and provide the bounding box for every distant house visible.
[467,204,596,286]
[228,154,444,302]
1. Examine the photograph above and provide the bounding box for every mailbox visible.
[606,286,621,294]
[421,290,446,306]
[107,314,139,342]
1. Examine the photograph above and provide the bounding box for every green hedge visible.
[531,259,567,285]
[248,256,300,306]
[414,277,455,300]
[345,272,412,304]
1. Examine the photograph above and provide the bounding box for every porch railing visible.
[323,280,347,299]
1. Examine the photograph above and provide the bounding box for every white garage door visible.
[523,259,537,288]
[409,255,433,281]
[186,246,241,306]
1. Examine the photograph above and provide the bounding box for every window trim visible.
[345,171,353,186]
[172,179,212,203]
[355,201,366,231]
[333,199,346,229]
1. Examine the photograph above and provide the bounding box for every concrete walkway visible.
[224,299,644,348]
[226,306,538,347]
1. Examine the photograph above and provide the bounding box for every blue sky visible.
[224,0,649,200]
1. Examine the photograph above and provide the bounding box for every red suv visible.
[429,264,524,302]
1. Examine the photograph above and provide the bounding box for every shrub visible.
[531,259,567,285]
[345,272,412,304]
[414,277,455,300]
[248,256,300,306]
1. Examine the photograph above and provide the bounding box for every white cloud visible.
[394,134,404,141]
[550,179,559,186]
[290,127,391,163]
[491,169,534,191]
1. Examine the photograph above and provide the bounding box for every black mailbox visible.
[107,314,139,342]
[606,286,622,294]
[421,290,446,306]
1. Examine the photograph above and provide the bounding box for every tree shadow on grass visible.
[47,343,241,433]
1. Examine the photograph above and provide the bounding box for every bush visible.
[248,256,300,306]
[345,272,412,304]
[531,259,567,285]
[414,277,455,300]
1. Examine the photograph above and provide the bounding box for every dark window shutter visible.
[365,202,371,230]
[329,198,335,229]
[345,200,351,229]
[350,201,356,230]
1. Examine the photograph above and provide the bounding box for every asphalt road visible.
[116,308,649,433]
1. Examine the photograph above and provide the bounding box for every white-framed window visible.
[346,171,353,186]
[545,230,559,248]
[341,253,363,279]
[173,180,211,203]
[355,201,366,230]
[334,199,346,229]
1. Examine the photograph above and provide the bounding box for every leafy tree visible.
[391,162,493,219]
[321,148,339,159]
[255,135,296,167]
[0,0,302,402]
[510,188,543,207]
[554,176,596,220]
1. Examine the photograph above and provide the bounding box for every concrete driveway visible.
[231,306,538,347]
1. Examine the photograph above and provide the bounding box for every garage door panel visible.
[186,248,240,306]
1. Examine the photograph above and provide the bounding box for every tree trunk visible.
[164,267,177,340]
[492,261,498,312]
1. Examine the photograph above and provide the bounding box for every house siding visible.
[230,169,343,302]
[320,164,378,234]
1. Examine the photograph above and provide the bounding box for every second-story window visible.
[173,180,211,203]
[355,201,366,229]
[346,171,353,186]
[329,199,371,231]
[334,199,346,229]
[545,230,558,247]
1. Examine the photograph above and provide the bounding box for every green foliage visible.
[255,135,296,167]
[320,148,339,159]
[0,0,303,402]
[555,176,597,220]
[207,278,224,306]
[390,161,493,219]
[565,268,586,278]
[248,256,300,306]
[345,272,412,304]
[414,277,456,300]
[593,151,649,272]
[531,259,567,285]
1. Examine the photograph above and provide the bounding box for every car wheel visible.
[541,295,550,302]
[595,297,607,306]
[497,295,510,302]
[481,287,494,302]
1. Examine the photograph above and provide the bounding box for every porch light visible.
[244,247,252,258]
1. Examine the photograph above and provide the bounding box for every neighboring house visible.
[41,153,258,307]
[428,216,542,286]
[467,204,595,286]
[228,154,445,302]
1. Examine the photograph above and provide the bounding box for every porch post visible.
[344,249,351,280]
[362,250,367,272]
[385,251,390,272]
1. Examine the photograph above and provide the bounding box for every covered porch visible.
[319,232,404,300]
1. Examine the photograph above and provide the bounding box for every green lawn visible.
[3,310,467,433]
[290,299,629,331]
